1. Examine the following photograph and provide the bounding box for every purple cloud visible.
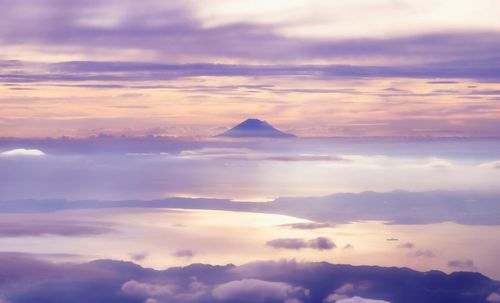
[173,249,196,258]
[397,242,414,249]
[447,259,476,271]
[121,280,176,297]
[308,237,336,250]
[212,279,308,303]
[267,237,336,250]
[487,291,500,302]
[1,1,500,66]
[266,238,307,250]
[413,250,435,258]
[0,219,113,237]
[281,222,333,230]
[3,60,500,85]
[130,252,148,261]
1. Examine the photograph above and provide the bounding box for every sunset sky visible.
[2,0,500,137]
[2,2,500,303]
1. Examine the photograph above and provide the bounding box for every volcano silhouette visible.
[217,119,296,138]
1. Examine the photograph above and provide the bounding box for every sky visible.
[1,0,500,137]
[2,2,500,302]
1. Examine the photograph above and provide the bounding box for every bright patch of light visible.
[1,148,46,157]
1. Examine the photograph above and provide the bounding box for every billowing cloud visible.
[0,148,45,157]
[121,280,176,298]
[323,283,355,302]
[212,279,308,303]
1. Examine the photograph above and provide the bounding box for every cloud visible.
[487,292,500,302]
[324,284,391,303]
[427,81,459,84]
[323,283,355,302]
[0,219,113,237]
[343,244,354,250]
[267,237,336,250]
[397,242,414,249]
[479,160,500,169]
[173,249,196,258]
[178,148,344,162]
[1,0,500,76]
[413,250,435,258]
[266,238,308,250]
[212,279,308,303]
[308,237,336,250]
[130,252,148,261]
[426,159,453,169]
[121,280,176,297]
[447,259,476,271]
[336,297,391,303]
[281,222,334,230]
[4,58,500,85]
[0,148,45,157]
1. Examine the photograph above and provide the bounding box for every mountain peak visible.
[217,118,296,138]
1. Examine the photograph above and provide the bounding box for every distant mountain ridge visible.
[217,118,296,138]
[3,256,497,303]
